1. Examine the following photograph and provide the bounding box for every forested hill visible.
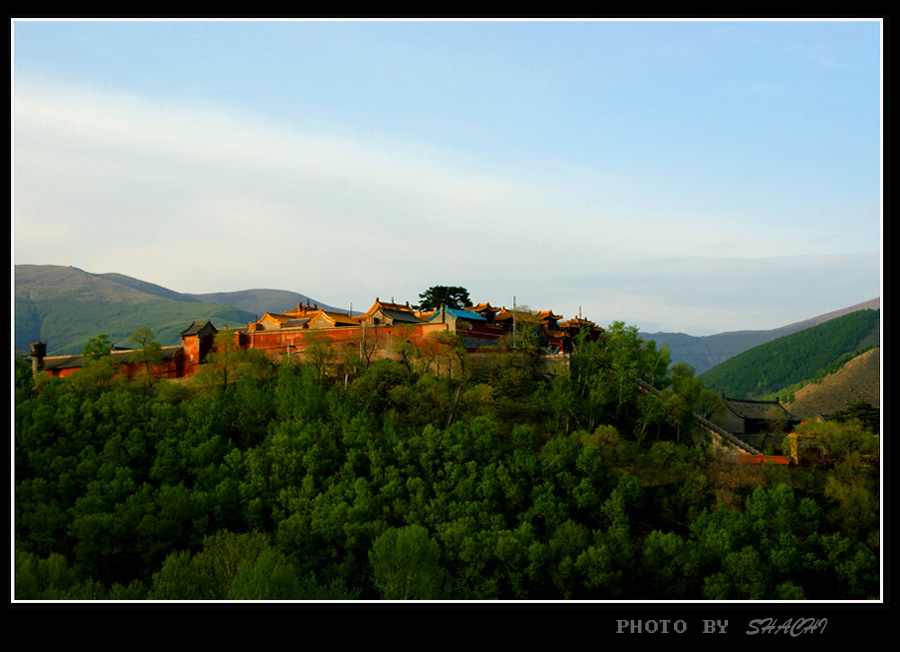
[14,322,880,601]
[641,298,880,374]
[697,308,880,400]
[14,265,343,355]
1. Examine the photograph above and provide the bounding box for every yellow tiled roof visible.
[362,297,416,318]
[308,310,360,327]
[258,312,291,324]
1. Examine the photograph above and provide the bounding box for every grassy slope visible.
[783,348,881,419]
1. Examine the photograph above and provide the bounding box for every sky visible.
[12,18,883,335]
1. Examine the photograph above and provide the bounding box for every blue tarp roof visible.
[429,307,487,322]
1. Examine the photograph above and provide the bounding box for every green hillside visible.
[15,265,255,355]
[641,298,880,374]
[14,265,353,356]
[641,328,807,375]
[697,308,880,399]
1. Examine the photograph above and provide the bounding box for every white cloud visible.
[13,83,600,295]
[13,80,880,333]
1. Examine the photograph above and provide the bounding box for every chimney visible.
[30,341,47,374]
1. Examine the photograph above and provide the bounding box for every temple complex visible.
[29,296,606,380]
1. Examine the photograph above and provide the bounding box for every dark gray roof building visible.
[714,397,801,436]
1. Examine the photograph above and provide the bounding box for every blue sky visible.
[12,18,882,335]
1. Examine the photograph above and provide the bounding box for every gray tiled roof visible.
[180,320,217,337]
[383,309,422,323]
[723,398,797,421]
[40,346,182,370]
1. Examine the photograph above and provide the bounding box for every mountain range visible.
[15,264,880,373]
[640,297,880,375]
[14,265,347,355]
[696,306,880,400]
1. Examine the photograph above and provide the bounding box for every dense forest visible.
[14,322,880,601]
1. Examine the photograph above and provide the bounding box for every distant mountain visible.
[93,272,347,317]
[696,308,880,400]
[641,298,880,374]
[94,272,203,303]
[14,265,345,356]
[185,289,349,321]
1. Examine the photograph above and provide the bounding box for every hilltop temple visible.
[29,297,606,380]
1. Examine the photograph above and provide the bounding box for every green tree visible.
[389,325,417,372]
[190,530,271,599]
[510,318,548,356]
[668,362,722,421]
[302,330,337,381]
[82,334,114,360]
[15,548,82,599]
[230,547,301,600]
[15,357,34,400]
[148,550,204,600]
[820,533,879,599]
[199,329,269,389]
[128,327,163,383]
[370,525,446,599]
[69,333,120,391]
[417,286,472,311]
[701,546,771,600]
[830,400,880,434]
[640,530,697,598]
[108,580,148,600]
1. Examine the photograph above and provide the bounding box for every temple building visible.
[29,338,186,380]
[713,397,801,437]
[710,397,802,450]
[361,298,421,327]
[425,305,502,350]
